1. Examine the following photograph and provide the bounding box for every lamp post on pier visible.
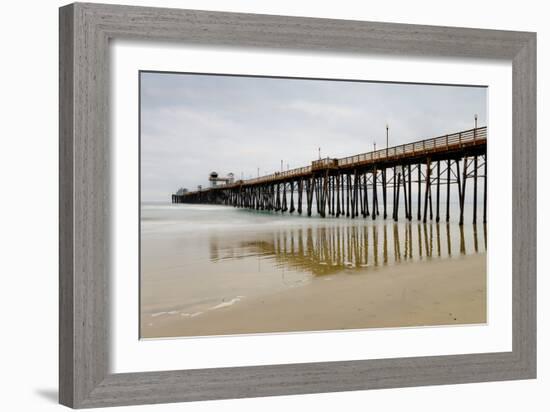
[474,114,478,142]
[386,124,389,157]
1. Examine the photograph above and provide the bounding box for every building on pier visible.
[209,171,235,187]
[175,188,188,196]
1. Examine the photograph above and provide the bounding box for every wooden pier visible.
[172,126,487,225]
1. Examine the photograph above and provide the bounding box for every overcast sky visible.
[140,72,486,202]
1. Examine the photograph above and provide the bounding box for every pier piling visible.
[172,126,487,225]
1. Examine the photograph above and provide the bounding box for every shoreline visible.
[141,253,486,338]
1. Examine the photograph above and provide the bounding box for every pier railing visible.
[245,165,313,185]
[183,126,486,191]
[338,127,486,167]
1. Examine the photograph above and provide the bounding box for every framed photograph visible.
[59,2,536,408]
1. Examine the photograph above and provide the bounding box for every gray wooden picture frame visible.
[59,2,536,408]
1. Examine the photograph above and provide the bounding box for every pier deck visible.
[172,126,487,225]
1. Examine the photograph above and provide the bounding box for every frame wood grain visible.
[59,2,536,408]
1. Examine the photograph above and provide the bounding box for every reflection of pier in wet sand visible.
[210,222,486,276]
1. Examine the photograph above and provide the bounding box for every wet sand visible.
[142,253,486,338]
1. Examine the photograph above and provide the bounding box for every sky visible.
[140,72,486,202]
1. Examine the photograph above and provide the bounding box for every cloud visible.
[285,100,363,118]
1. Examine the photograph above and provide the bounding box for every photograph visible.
[140,72,488,339]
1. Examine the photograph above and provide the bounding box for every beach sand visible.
[142,253,486,338]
